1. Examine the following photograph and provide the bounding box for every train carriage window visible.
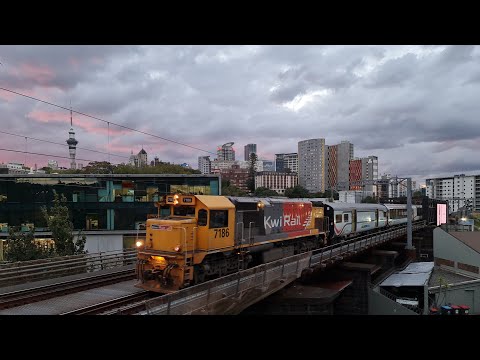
[210,210,228,228]
[198,209,208,226]
[344,213,349,222]
[335,214,342,223]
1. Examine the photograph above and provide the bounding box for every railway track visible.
[60,291,155,315]
[0,268,135,310]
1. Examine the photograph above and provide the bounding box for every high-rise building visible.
[217,142,235,161]
[244,144,257,161]
[198,156,212,174]
[361,155,378,193]
[326,141,353,191]
[427,174,477,213]
[261,160,275,172]
[275,153,298,173]
[298,138,326,193]
[150,156,161,167]
[349,159,362,190]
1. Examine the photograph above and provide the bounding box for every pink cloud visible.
[27,109,67,124]
[19,63,55,85]
[78,119,131,136]
[69,57,80,71]
[0,91,17,101]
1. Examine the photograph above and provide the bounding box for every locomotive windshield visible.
[173,206,195,217]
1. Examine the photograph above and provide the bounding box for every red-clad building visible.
[349,159,362,190]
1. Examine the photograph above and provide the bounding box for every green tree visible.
[361,196,377,203]
[323,189,339,201]
[222,185,247,196]
[254,187,279,197]
[246,153,258,193]
[82,161,115,174]
[42,192,86,256]
[285,185,310,198]
[413,191,423,198]
[4,228,50,261]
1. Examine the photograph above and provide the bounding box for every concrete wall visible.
[84,234,123,254]
[433,228,480,278]
[430,279,480,314]
[368,288,418,315]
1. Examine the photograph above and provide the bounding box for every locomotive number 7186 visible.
[214,228,230,238]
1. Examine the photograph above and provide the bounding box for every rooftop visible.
[0,173,219,179]
[429,267,477,287]
[450,231,480,254]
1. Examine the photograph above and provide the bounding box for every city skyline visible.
[1,45,480,186]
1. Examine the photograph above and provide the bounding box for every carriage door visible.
[375,209,379,227]
[351,210,357,232]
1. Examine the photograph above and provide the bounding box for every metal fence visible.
[145,221,426,315]
[0,249,137,287]
[145,252,312,315]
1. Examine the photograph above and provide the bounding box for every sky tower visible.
[66,108,78,169]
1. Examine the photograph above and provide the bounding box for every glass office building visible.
[0,174,220,233]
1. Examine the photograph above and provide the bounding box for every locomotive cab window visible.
[198,209,207,226]
[173,206,195,217]
[344,213,349,222]
[335,214,342,223]
[210,210,228,228]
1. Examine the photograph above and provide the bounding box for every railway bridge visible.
[142,220,427,315]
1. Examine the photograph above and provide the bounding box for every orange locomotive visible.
[135,194,328,293]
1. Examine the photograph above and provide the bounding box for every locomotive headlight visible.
[136,240,144,248]
[152,256,167,267]
[174,245,181,252]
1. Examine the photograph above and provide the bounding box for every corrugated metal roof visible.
[380,262,434,287]
[380,273,431,287]
[195,195,235,209]
[399,262,434,274]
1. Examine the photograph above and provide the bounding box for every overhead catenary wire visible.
[0,87,217,156]
[0,148,108,163]
[0,130,129,159]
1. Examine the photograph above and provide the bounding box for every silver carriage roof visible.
[383,203,420,210]
[322,202,389,212]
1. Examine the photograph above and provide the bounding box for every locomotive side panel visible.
[195,197,235,251]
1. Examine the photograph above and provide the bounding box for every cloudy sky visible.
[1,45,479,186]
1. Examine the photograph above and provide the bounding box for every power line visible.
[0,148,103,163]
[0,130,129,159]
[0,86,217,156]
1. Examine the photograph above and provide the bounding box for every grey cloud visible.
[1,45,480,178]
[365,53,419,88]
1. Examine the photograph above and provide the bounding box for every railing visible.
[144,220,426,315]
[377,286,421,314]
[440,224,473,232]
[0,248,137,287]
[145,252,312,315]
